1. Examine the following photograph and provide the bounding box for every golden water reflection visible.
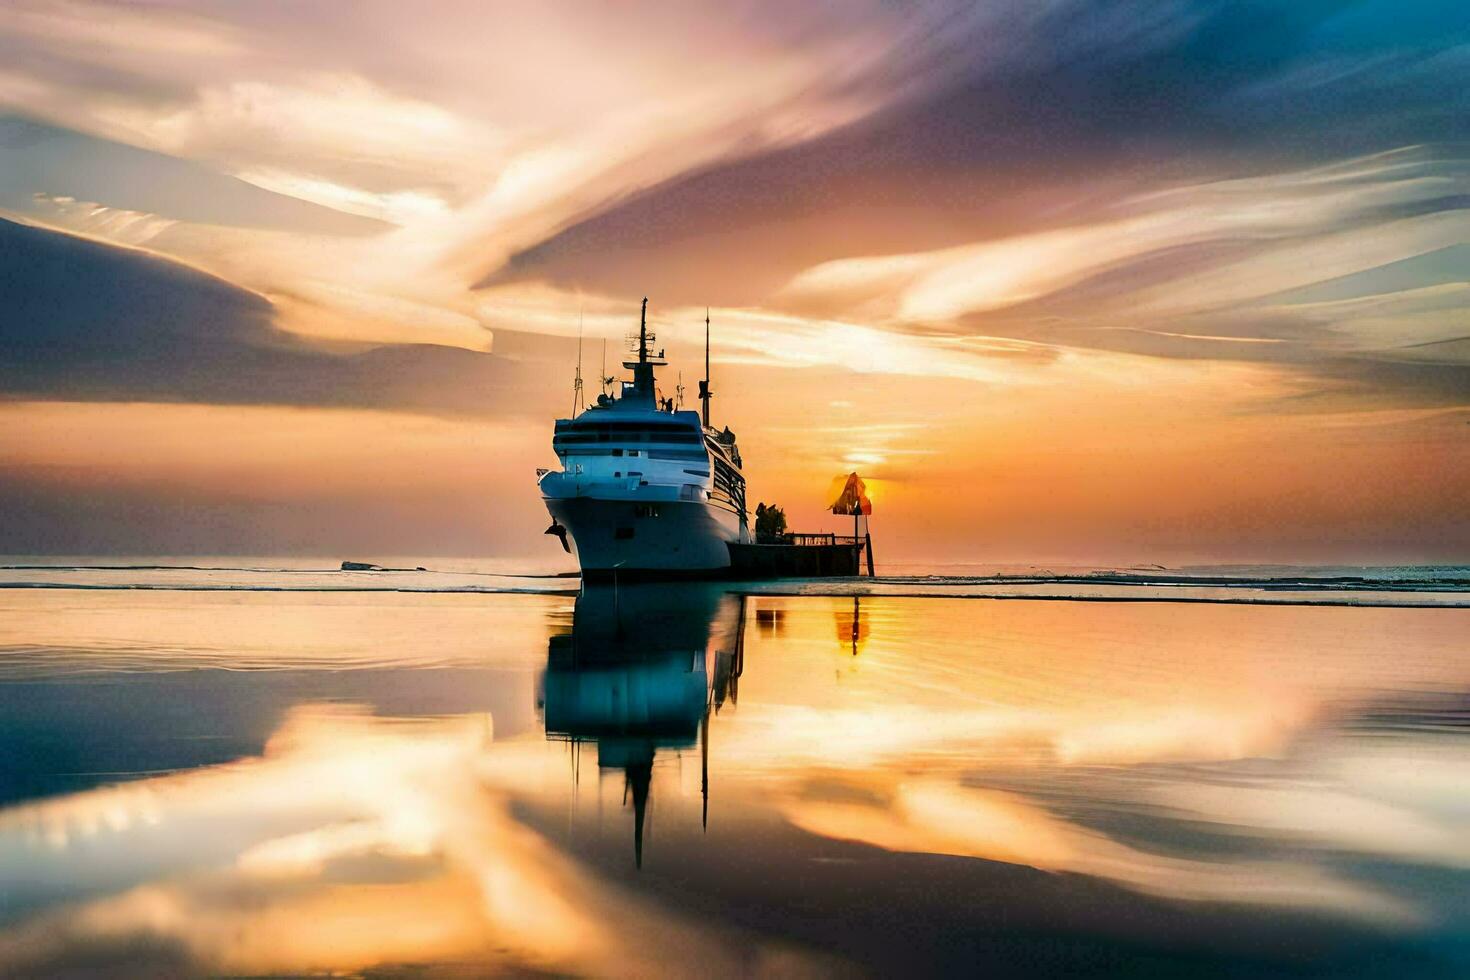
[0,588,1466,974]
[0,705,818,976]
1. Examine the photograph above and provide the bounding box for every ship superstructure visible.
[539,299,749,578]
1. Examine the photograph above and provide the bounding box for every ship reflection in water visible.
[0,585,1466,976]
[541,584,744,866]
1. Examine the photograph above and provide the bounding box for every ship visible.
[538,299,749,579]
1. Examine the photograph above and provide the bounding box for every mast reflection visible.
[835,596,868,656]
[540,583,745,867]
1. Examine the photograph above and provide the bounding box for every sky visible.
[0,0,1466,565]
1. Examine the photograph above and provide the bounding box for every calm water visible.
[0,579,1466,977]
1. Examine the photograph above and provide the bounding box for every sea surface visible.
[0,559,1466,976]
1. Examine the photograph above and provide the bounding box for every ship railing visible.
[755,532,864,547]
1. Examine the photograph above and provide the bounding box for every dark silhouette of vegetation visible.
[754,502,788,541]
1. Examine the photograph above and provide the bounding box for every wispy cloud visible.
[781,147,1469,365]
[0,1,1464,559]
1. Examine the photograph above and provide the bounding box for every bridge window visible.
[553,421,702,445]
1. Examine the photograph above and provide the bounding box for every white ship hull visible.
[544,494,742,577]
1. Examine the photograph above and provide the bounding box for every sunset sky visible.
[1,0,1466,564]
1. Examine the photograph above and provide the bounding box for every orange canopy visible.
[826,472,872,515]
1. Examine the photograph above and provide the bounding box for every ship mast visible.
[639,296,649,364]
[571,309,585,416]
[699,307,712,428]
[627,296,657,401]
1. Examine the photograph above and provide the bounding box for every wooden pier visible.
[727,532,870,578]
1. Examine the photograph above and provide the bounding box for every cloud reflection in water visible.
[0,588,1466,974]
